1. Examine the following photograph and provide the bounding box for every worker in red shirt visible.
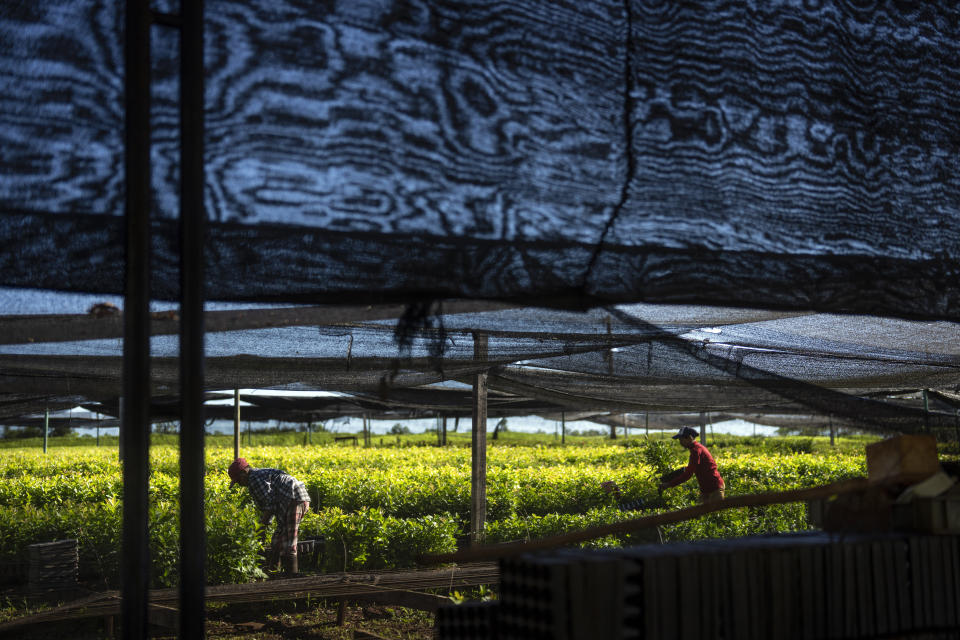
[658,426,725,503]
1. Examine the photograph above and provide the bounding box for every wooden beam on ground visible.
[0,564,498,634]
[471,332,489,546]
[345,590,451,613]
[421,476,883,565]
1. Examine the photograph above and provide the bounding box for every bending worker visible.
[658,426,725,503]
[229,457,310,575]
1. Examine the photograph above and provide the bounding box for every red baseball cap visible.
[228,457,250,486]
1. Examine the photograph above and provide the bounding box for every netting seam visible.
[579,0,635,295]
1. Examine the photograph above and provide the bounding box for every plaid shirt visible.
[247,468,310,520]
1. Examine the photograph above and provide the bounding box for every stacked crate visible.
[28,539,78,593]
[434,600,499,640]
[484,533,960,640]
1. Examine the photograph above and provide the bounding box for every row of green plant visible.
[2,435,931,590]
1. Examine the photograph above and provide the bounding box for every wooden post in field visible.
[562,411,566,445]
[829,416,835,446]
[43,408,49,453]
[471,332,489,546]
[233,388,240,460]
[645,412,649,438]
[700,412,707,446]
[96,412,101,447]
[442,416,448,446]
[623,413,628,439]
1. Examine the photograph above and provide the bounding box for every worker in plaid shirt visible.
[229,457,310,576]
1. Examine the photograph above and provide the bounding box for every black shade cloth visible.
[1,1,959,317]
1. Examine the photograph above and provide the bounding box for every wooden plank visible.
[336,590,450,613]
[0,564,498,633]
[0,301,519,345]
[422,476,879,564]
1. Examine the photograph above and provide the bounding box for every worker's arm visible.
[659,449,698,490]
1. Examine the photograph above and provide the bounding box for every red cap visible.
[228,457,249,485]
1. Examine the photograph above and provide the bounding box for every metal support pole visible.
[233,388,240,459]
[700,412,707,447]
[96,412,100,447]
[43,408,48,453]
[442,416,448,446]
[923,389,930,433]
[645,412,649,438]
[179,0,207,635]
[118,397,125,461]
[829,417,835,446]
[471,332,488,546]
[561,411,566,445]
[623,413,628,439]
[122,0,152,634]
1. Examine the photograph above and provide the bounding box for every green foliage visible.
[0,434,890,587]
[637,440,678,476]
[300,507,457,572]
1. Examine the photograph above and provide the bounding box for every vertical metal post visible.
[471,332,488,546]
[829,417,835,447]
[43,408,49,453]
[179,0,207,635]
[645,412,649,438]
[700,412,707,447]
[922,389,930,433]
[307,420,312,445]
[118,397,125,461]
[233,387,240,460]
[233,388,240,460]
[623,413,628,439]
[561,411,566,445]
[122,0,152,635]
[442,416,448,446]
[96,412,100,447]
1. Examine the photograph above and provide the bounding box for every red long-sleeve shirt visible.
[665,441,724,493]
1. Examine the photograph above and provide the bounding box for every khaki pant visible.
[700,488,725,504]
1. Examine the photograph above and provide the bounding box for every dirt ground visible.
[1,595,436,639]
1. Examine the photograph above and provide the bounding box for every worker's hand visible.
[601,481,620,495]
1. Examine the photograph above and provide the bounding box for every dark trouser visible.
[271,500,309,558]
[700,487,725,503]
